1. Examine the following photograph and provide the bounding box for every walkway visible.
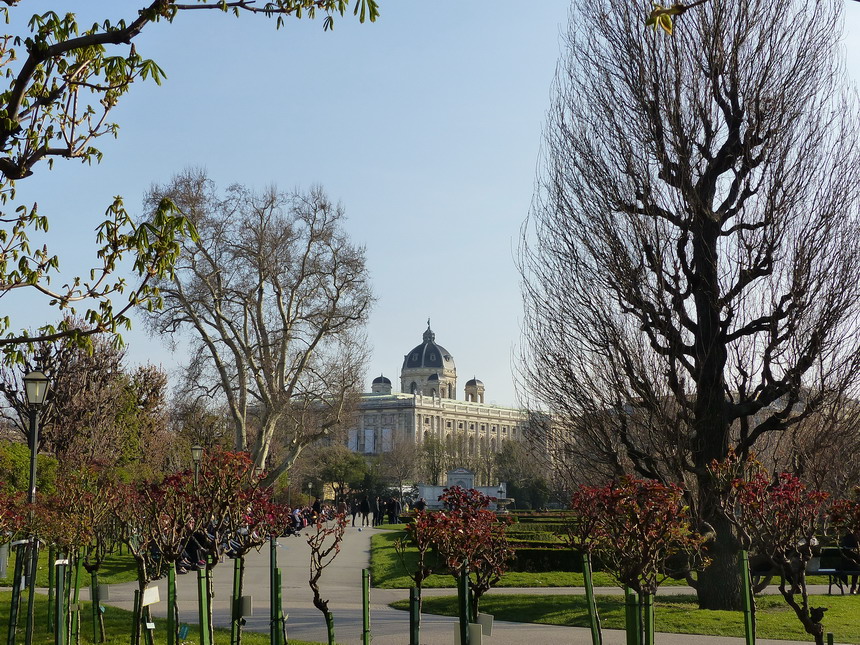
[96,525,828,644]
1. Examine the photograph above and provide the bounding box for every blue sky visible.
[6,2,860,407]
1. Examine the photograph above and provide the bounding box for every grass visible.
[370,531,684,589]
[0,550,139,587]
[0,592,323,645]
[392,593,860,642]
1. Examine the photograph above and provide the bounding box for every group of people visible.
[283,493,419,536]
[341,495,404,527]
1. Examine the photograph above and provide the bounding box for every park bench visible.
[749,547,860,595]
[810,547,859,595]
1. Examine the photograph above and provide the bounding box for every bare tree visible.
[380,437,419,494]
[520,0,860,610]
[419,436,447,486]
[146,169,372,483]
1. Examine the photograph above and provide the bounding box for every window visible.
[430,353,436,360]
[446,421,452,428]
[424,417,430,424]
[458,422,464,429]
[469,423,475,430]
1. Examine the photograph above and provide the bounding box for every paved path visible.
[94,525,836,644]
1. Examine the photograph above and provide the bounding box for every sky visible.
[5,1,860,408]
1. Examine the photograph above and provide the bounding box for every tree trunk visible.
[696,513,742,610]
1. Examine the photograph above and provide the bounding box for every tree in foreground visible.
[519,0,860,609]
[146,170,372,481]
[569,477,708,645]
[431,486,513,618]
[0,1,377,353]
[711,455,830,645]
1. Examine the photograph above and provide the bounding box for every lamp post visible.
[23,370,49,645]
[307,481,312,501]
[191,444,203,487]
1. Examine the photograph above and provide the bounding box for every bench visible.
[750,547,860,595]
[811,547,859,595]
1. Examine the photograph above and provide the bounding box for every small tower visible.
[464,377,485,403]
[371,374,392,395]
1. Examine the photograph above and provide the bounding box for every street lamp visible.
[23,369,49,645]
[23,371,49,505]
[307,481,312,500]
[191,444,203,486]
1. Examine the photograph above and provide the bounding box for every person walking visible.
[350,498,359,527]
[360,495,371,527]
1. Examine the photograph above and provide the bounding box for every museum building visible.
[346,323,530,456]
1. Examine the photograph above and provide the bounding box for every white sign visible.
[141,586,160,606]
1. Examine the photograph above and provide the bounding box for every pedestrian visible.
[373,496,383,526]
[351,498,359,527]
[360,495,371,527]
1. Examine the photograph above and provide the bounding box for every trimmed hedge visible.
[510,547,585,573]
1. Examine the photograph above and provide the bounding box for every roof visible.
[402,324,455,371]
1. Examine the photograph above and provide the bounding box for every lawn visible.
[392,593,860,642]
[0,549,139,587]
[0,592,323,645]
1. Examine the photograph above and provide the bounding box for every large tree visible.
[520,0,860,609]
[0,1,377,354]
[146,169,372,482]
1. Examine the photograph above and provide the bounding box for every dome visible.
[465,378,483,387]
[402,324,455,371]
[372,375,391,385]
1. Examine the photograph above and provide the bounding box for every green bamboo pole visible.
[457,565,470,645]
[70,554,83,645]
[48,545,55,634]
[581,553,602,645]
[409,587,421,645]
[25,537,39,645]
[624,587,640,645]
[7,542,26,645]
[167,563,177,645]
[132,590,141,645]
[642,593,654,645]
[230,556,244,645]
[362,569,371,645]
[740,550,756,645]
[196,564,211,645]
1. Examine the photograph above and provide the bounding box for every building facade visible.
[347,323,530,458]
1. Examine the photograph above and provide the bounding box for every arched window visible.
[411,381,418,393]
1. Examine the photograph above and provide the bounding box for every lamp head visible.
[23,370,49,407]
[191,444,204,465]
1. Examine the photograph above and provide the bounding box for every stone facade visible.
[348,323,530,458]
